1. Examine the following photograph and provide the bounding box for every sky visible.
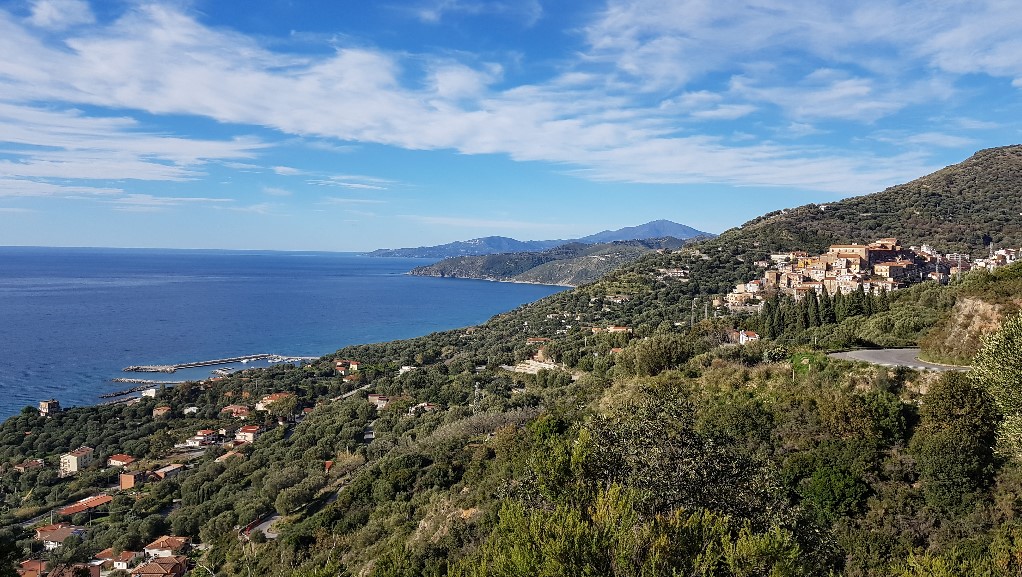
[0,1,1021,251]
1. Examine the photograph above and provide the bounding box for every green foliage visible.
[972,312,1022,458]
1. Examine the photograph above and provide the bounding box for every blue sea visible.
[0,247,565,420]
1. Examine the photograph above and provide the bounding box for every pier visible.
[122,353,319,373]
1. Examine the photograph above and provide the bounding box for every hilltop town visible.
[726,237,1020,308]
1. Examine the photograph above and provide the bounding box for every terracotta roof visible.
[59,494,112,516]
[144,536,190,552]
[131,556,188,576]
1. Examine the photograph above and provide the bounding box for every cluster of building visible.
[725,238,1022,308]
[20,533,191,576]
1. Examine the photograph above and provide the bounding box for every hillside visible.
[368,219,712,258]
[408,237,693,286]
[5,146,1022,577]
[717,145,1022,256]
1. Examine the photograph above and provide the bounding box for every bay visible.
[0,247,566,419]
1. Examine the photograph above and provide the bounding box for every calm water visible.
[0,247,565,419]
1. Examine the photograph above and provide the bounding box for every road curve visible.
[828,348,969,372]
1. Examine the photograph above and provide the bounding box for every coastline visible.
[404,271,575,288]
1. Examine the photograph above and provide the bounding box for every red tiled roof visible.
[59,494,112,516]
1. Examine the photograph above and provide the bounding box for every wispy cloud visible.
[414,0,543,25]
[0,207,34,213]
[323,197,387,205]
[106,194,234,212]
[0,1,1017,202]
[28,0,94,30]
[262,186,292,197]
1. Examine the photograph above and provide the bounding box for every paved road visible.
[829,348,969,372]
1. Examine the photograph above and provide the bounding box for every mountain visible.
[367,220,713,258]
[713,145,1022,257]
[576,219,709,244]
[408,237,697,286]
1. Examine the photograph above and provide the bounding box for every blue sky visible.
[1,0,1020,251]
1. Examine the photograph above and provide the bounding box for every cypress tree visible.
[819,286,835,324]
[877,287,891,312]
[807,290,821,327]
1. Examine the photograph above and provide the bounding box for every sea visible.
[0,247,566,420]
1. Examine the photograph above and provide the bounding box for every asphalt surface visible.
[828,348,969,372]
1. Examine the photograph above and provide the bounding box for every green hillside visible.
[4,146,1022,576]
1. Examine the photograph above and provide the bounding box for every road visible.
[828,348,969,372]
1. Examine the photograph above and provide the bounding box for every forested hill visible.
[718,144,1022,256]
[408,237,696,286]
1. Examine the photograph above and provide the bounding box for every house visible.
[738,330,760,345]
[256,392,296,412]
[335,359,361,375]
[59,446,94,477]
[38,399,61,416]
[183,406,199,415]
[120,471,146,490]
[220,404,251,419]
[18,559,47,577]
[14,458,44,473]
[154,464,184,480]
[606,326,633,334]
[525,337,551,345]
[131,555,188,577]
[143,536,190,558]
[107,454,136,468]
[235,425,263,443]
[58,494,112,517]
[185,429,219,447]
[152,406,172,418]
[367,394,390,410]
[95,548,141,572]
[408,402,439,415]
[34,524,84,551]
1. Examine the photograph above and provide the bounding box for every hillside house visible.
[120,471,146,490]
[220,404,251,419]
[107,454,135,468]
[235,425,263,443]
[59,446,94,477]
[14,458,44,473]
[48,564,100,577]
[408,402,439,415]
[152,406,172,418]
[185,429,220,448]
[143,536,190,558]
[38,399,61,416]
[154,464,184,480]
[131,555,188,577]
[95,548,140,572]
[256,392,295,412]
[368,394,390,410]
[34,524,84,551]
[58,494,112,517]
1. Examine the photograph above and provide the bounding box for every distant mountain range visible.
[368,220,712,258]
[408,237,700,287]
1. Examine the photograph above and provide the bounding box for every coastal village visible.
[725,237,1020,308]
[6,356,451,577]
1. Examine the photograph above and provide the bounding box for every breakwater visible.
[123,354,278,373]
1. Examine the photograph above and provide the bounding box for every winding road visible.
[828,348,969,372]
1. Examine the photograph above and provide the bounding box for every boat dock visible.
[122,353,320,373]
[101,380,186,398]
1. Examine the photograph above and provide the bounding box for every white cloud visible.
[414,0,543,25]
[0,1,1016,202]
[28,0,94,30]
[323,197,387,205]
[272,166,303,176]
[0,207,34,213]
[262,186,292,197]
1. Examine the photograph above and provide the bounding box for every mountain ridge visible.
[367,219,713,258]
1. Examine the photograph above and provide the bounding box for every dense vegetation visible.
[3,146,1022,576]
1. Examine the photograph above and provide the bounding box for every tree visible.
[972,312,1022,459]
